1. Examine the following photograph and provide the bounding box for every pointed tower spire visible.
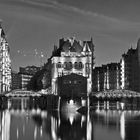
[52,44,57,56]
[54,44,57,51]
[91,37,93,42]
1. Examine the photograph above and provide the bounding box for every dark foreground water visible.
[1,98,140,140]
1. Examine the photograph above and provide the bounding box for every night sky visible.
[0,0,140,71]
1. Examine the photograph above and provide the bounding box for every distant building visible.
[19,66,40,75]
[41,58,52,89]
[93,63,120,92]
[11,71,21,90]
[0,24,11,93]
[120,39,140,92]
[51,37,95,95]
[19,66,40,90]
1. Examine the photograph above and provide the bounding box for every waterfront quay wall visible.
[0,94,60,110]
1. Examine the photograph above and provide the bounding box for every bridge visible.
[5,89,41,97]
[93,89,140,99]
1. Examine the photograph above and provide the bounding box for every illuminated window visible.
[63,80,71,84]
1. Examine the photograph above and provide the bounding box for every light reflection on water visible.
[0,99,140,140]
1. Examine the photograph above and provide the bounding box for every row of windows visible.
[63,80,82,84]
[58,72,83,77]
[56,62,88,70]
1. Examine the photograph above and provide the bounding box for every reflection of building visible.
[0,25,11,93]
[18,66,40,90]
[93,63,120,92]
[0,98,93,140]
[0,111,11,140]
[58,112,90,140]
[95,108,140,140]
[51,37,94,95]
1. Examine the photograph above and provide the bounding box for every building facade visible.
[51,37,94,95]
[19,66,40,90]
[120,41,140,92]
[0,25,11,93]
[11,71,21,90]
[92,63,120,92]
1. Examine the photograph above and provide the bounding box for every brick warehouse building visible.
[51,37,95,96]
[120,38,140,92]
[92,63,120,92]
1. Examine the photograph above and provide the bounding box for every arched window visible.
[79,62,83,69]
[64,62,67,69]
[57,62,62,68]
[74,62,83,70]
[74,62,78,69]
[64,62,73,70]
[86,63,90,74]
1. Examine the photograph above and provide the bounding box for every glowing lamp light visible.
[69,115,74,125]
[69,99,74,105]
[120,102,125,110]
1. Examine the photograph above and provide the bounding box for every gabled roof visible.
[83,42,91,52]
[61,38,83,53]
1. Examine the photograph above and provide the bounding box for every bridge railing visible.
[93,90,140,98]
[5,90,41,97]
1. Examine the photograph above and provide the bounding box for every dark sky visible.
[0,0,140,71]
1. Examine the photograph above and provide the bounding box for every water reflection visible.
[1,99,140,140]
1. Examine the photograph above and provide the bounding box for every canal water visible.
[0,98,140,140]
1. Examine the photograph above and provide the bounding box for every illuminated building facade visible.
[92,63,120,92]
[120,43,139,91]
[0,25,11,93]
[51,37,94,95]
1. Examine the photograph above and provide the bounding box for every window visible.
[58,72,62,77]
[86,63,90,74]
[79,62,83,69]
[57,62,62,68]
[64,62,73,70]
[74,62,78,69]
[74,62,83,70]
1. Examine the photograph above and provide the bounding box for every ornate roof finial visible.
[0,20,2,28]
[68,37,75,46]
